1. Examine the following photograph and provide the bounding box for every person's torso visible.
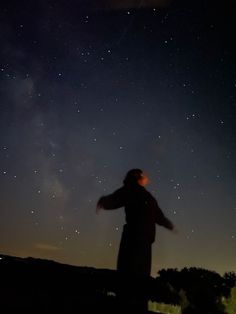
[123,185,157,243]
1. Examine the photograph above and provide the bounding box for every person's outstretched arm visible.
[153,199,174,230]
[97,187,125,211]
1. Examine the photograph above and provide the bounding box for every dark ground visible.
[2,253,233,313]
[0,254,163,313]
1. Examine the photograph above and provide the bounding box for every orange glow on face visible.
[138,173,150,186]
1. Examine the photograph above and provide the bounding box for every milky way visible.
[0,0,235,276]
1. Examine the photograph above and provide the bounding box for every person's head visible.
[123,169,150,187]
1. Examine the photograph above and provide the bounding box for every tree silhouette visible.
[223,272,236,289]
[156,267,232,314]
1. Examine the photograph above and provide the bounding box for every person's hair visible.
[123,169,143,186]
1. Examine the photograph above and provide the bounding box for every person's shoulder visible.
[137,186,151,197]
[144,188,157,200]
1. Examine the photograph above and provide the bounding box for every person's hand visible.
[172,226,179,234]
[96,199,103,214]
[96,204,102,214]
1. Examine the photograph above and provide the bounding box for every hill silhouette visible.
[0,254,235,313]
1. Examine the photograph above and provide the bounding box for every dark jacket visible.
[98,183,173,243]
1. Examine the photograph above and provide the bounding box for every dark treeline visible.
[154,268,236,313]
[0,254,235,313]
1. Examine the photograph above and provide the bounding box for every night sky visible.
[0,0,235,276]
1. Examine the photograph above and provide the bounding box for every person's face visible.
[138,172,150,186]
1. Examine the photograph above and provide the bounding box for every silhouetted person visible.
[96,169,176,313]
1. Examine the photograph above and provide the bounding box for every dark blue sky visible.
[0,0,235,276]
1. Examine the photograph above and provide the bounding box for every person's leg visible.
[132,242,152,313]
[117,230,152,313]
[116,227,131,311]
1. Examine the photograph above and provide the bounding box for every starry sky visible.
[0,0,235,276]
